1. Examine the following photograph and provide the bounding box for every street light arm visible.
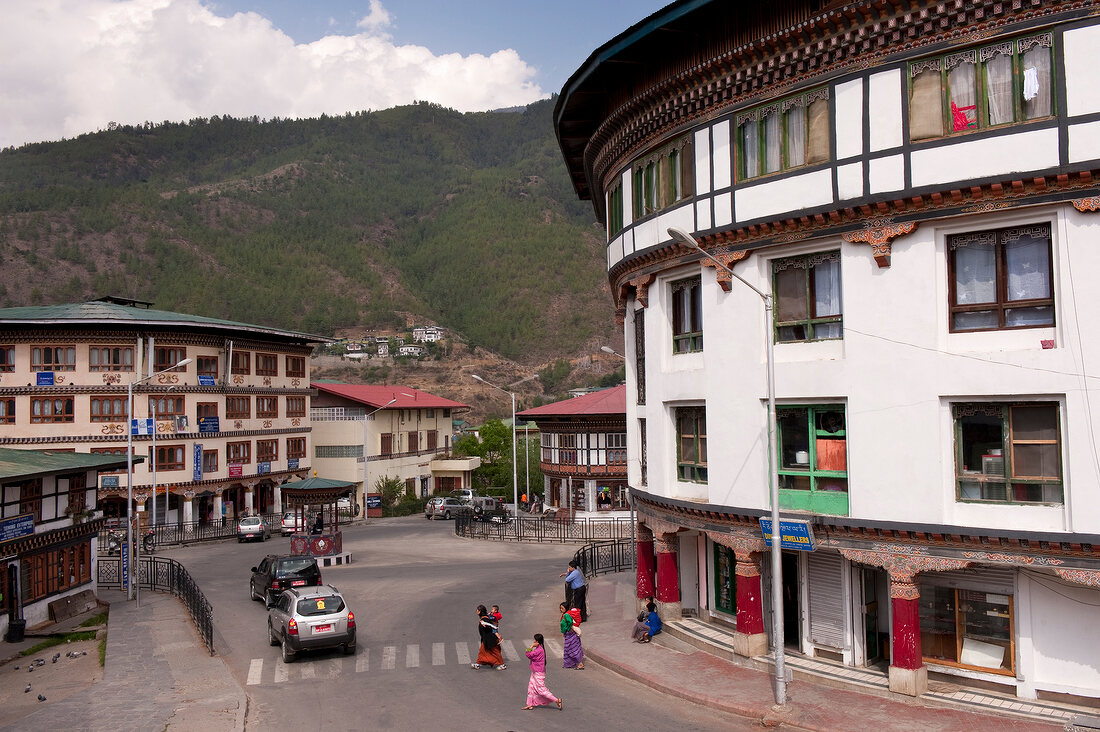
[667,227,770,304]
[600,346,626,360]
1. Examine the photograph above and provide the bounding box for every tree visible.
[374,474,404,507]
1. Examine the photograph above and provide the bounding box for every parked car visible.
[237,515,270,543]
[467,496,501,513]
[425,496,469,520]
[281,512,307,536]
[267,584,356,662]
[449,488,475,501]
[250,555,322,607]
[337,496,361,516]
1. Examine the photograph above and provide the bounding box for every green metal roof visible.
[0,299,331,343]
[0,448,140,481]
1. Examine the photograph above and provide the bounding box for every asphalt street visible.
[165,516,759,730]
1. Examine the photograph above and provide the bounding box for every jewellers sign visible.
[759,518,815,551]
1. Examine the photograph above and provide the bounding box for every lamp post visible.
[470,375,518,519]
[602,346,635,571]
[667,226,786,706]
[600,345,625,359]
[150,384,181,535]
[127,358,191,602]
[362,396,398,515]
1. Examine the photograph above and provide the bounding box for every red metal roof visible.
[516,385,625,418]
[311,383,468,410]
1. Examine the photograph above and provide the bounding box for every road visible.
[164,516,757,730]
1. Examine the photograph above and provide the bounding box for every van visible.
[450,488,475,501]
[468,496,500,512]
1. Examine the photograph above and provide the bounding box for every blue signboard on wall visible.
[198,417,220,434]
[193,443,203,482]
[288,458,299,470]
[759,518,816,551]
[366,495,382,509]
[131,418,154,436]
[198,375,215,386]
[257,462,270,475]
[0,514,35,544]
[36,372,55,386]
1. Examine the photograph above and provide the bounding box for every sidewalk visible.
[580,572,1077,732]
[0,588,245,732]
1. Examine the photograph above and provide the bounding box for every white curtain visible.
[813,259,842,316]
[948,61,977,131]
[1005,238,1050,301]
[954,242,996,304]
[787,104,806,167]
[986,53,1014,125]
[1022,45,1052,120]
[764,109,781,173]
[741,120,759,178]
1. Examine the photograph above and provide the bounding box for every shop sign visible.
[366,495,382,508]
[36,372,54,386]
[759,518,815,551]
[228,463,243,478]
[130,418,155,436]
[193,444,203,482]
[288,458,299,470]
[0,514,34,544]
[198,417,220,434]
[257,462,270,475]
[198,375,215,386]
[102,476,119,488]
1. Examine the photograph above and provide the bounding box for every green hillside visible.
[0,99,613,364]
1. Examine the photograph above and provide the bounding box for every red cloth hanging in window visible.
[950,101,977,131]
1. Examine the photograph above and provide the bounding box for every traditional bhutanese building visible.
[556,0,1100,702]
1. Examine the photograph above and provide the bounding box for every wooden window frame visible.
[256,439,278,463]
[90,396,129,422]
[89,346,134,372]
[201,449,219,473]
[286,396,306,418]
[148,395,184,417]
[380,433,394,456]
[149,444,185,471]
[20,478,42,522]
[736,87,831,181]
[630,134,694,220]
[607,183,624,237]
[231,351,250,375]
[671,277,703,354]
[226,441,251,465]
[256,396,278,419]
[31,346,76,372]
[0,345,13,373]
[676,407,708,483]
[154,346,187,372]
[776,405,849,506]
[954,402,1062,504]
[0,398,15,424]
[286,437,306,460]
[426,430,438,451]
[196,402,218,421]
[196,356,219,380]
[256,353,278,377]
[31,397,74,423]
[225,396,251,420]
[285,356,305,378]
[772,251,843,343]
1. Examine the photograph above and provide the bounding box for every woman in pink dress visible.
[523,634,563,711]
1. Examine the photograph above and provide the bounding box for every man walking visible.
[559,560,587,622]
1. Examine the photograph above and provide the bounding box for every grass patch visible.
[78,611,108,628]
[20,630,99,657]
[98,637,106,667]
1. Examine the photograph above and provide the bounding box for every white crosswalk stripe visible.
[406,644,420,668]
[246,659,263,686]
[274,658,289,683]
[432,643,445,666]
[501,640,519,662]
[545,639,563,658]
[356,648,369,673]
[455,641,471,666]
[381,645,396,670]
[299,663,316,679]
[322,658,342,678]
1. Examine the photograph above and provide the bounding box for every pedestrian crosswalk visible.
[245,639,568,685]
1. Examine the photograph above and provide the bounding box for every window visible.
[954,402,1061,503]
[150,444,184,471]
[426,430,438,450]
[407,431,419,452]
[31,397,74,423]
[738,88,830,180]
[286,356,305,378]
[91,447,129,473]
[256,396,278,419]
[90,396,128,422]
[31,346,75,371]
[227,441,251,464]
[380,433,393,456]
[909,33,1053,141]
[948,224,1053,332]
[0,346,13,372]
[714,543,736,616]
[608,433,627,465]
[89,346,133,372]
[919,585,1014,675]
[19,478,42,522]
[202,449,218,473]
[315,445,363,459]
[23,543,90,602]
[154,346,187,372]
[148,395,184,417]
[426,408,435,418]
[256,353,278,376]
[286,396,306,418]
[257,439,278,462]
[226,396,250,419]
[287,437,306,459]
[0,399,14,424]
[607,183,624,237]
[196,402,218,421]
[773,252,843,342]
[671,277,702,354]
[639,419,648,486]
[777,405,848,515]
[631,135,694,219]
[231,351,250,375]
[197,356,218,379]
[676,407,707,483]
[634,309,646,404]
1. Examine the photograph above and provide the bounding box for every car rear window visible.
[275,559,318,577]
[297,595,345,616]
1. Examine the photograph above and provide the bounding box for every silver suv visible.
[268,584,356,662]
[425,496,468,520]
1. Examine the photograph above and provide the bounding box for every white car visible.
[237,515,269,543]
[281,512,307,536]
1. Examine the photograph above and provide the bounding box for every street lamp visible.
[362,396,399,515]
[470,374,518,519]
[150,384,181,535]
[127,357,191,603]
[600,345,626,359]
[667,226,786,706]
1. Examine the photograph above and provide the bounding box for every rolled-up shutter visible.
[808,551,847,650]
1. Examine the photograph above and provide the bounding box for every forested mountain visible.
[0,99,614,364]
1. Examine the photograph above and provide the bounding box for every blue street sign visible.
[257,462,270,475]
[193,443,203,482]
[131,418,155,436]
[198,417,220,434]
[288,458,299,470]
[759,518,816,551]
[198,375,215,386]
[121,545,129,591]
[36,372,55,386]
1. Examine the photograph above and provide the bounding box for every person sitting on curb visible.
[645,600,662,638]
[631,612,651,643]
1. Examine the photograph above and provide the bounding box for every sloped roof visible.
[0,448,139,481]
[310,383,468,410]
[0,299,330,343]
[517,385,625,418]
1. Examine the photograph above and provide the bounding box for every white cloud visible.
[0,0,546,149]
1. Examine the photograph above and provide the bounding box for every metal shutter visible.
[808,551,847,650]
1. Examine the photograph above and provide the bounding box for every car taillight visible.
[347,611,355,629]
[315,577,322,585]
[288,619,298,636]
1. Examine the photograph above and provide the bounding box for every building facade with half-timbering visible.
[556,0,1100,702]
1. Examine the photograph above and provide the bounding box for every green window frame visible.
[607,183,624,237]
[954,402,1062,504]
[671,277,702,354]
[713,542,736,615]
[676,406,707,483]
[630,135,694,220]
[737,87,830,181]
[909,32,1054,141]
[777,405,848,515]
[773,251,843,342]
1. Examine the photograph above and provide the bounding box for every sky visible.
[0,0,670,150]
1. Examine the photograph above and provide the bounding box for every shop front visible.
[918,568,1016,679]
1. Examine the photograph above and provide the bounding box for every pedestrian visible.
[559,560,587,621]
[491,604,503,626]
[645,600,662,637]
[472,605,506,670]
[559,602,584,670]
[632,612,651,643]
[523,633,563,711]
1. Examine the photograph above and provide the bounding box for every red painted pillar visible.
[654,533,680,615]
[734,561,764,635]
[636,524,655,600]
[888,577,927,696]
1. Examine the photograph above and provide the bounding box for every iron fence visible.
[454,514,634,543]
[96,555,215,654]
[572,538,634,579]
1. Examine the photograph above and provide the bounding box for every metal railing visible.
[454,514,634,543]
[572,538,634,579]
[96,555,215,654]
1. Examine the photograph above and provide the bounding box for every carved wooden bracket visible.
[631,273,656,308]
[705,529,766,556]
[640,514,680,540]
[654,533,680,555]
[838,548,971,598]
[842,220,917,268]
[1053,568,1100,588]
[1072,196,1100,212]
[699,251,750,292]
